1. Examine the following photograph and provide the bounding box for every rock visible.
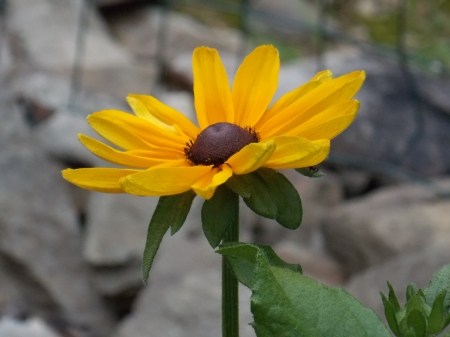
[322,179,450,276]
[7,0,158,97]
[11,72,129,117]
[0,132,115,335]
[109,6,243,62]
[115,233,255,337]
[0,317,60,337]
[248,0,318,42]
[32,111,101,166]
[84,194,158,266]
[273,241,345,285]
[345,239,450,319]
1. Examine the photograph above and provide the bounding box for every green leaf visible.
[295,166,324,178]
[443,313,450,331]
[381,292,401,336]
[225,173,251,198]
[217,242,301,288]
[169,190,196,235]
[406,309,426,337]
[256,168,303,229]
[142,192,194,284]
[226,172,276,219]
[404,328,417,337]
[387,282,402,312]
[201,185,238,248]
[424,264,450,310]
[407,283,419,302]
[224,245,391,337]
[427,290,446,334]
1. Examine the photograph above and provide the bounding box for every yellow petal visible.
[232,45,279,127]
[78,134,184,168]
[264,137,330,169]
[193,47,234,129]
[127,94,200,139]
[120,165,213,196]
[89,110,186,150]
[226,140,276,175]
[294,100,360,140]
[191,165,233,200]
[87,114,153,150]
[126,96,178,134]
[259,71,365,138]
[256,70,332,129]
[62,168,139,193]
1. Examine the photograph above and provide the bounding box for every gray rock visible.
[322,179,450,275]
[109,6,243,62]
[273,240,345,286]
[11,72,129,116]
[32,111,101,166]
[84,193,158,266]
[83,190,204,299]
[248,0,319,42]
[345,239,450,319]
[114,233,255,337]
[0,142,115,335]
[0,317,60,337]
[7,0,157,98]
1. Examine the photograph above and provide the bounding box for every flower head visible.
[62,45,365,199]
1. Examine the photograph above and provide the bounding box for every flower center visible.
[185,122,259,166]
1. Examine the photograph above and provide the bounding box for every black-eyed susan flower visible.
[62,45,365,200]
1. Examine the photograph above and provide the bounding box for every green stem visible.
[222,193,239,337]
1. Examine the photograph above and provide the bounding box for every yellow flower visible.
[62,45,365,200]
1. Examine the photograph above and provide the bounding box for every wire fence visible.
[68,0,450,196]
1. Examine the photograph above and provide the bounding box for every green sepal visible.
[381,292,401,336]
[217,242,302,288]
[427,290,446,334]
[201,185,238,248]
[295,166,324,178]
[222,244,391,337]
[406,309,427,337]
[226,172,276,219]
[387,282,402,312]
[256,167,303,229]
[170,190,196,235]
[407,283,419,302]
[226,169,303,229]
[142,191,195,284]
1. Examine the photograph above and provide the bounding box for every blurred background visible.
[1,0,450,336]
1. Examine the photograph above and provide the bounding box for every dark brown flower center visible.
[185,122,259,166]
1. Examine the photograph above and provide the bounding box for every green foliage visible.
[226,168,303,229]
[295,166,324,178]
[142,191,195,284]
[201,185,238,248]
[381,264,450,337]
[220,244,391,337]
[217,242,301,288]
